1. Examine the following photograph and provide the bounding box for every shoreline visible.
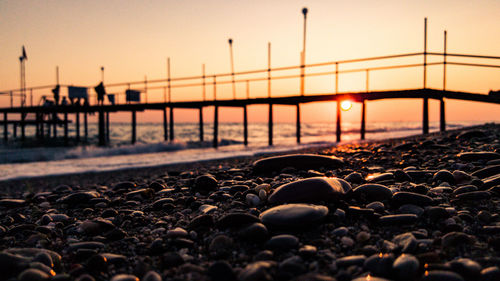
[1,123,494,195]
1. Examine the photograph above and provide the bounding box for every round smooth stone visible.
[421,270,465,281]
[260,204,328,228]
[253,154,344,173]
[268,177,350,204]
[352,184,393,201]
[266,234,299,250]
[393,254,419,280]
[378,214,418,225]
[392,192,433,206]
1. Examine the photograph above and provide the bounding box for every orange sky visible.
[1,0,499,123]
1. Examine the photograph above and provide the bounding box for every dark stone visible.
[113,181,136,191]
[193,174,218,194]
[278,256,306,279]
[352,184,393,201]
[344,172,364,184]
[208,261,236,281]
[260,204,328,228]
[457,130,486,140]
[421,270,465,281]
[109,274,139,281]
[253,154,343,173]
[471,165,500,179]
[433,170,455,184]
[217,213,260,229]
[456,191,491,200]
[426,206,451,221]
[291,273,335,281]
[399,204,425,217]
[17,268,50,281]
[188,214,214,229]
[368,173,394,183]
[363,253,394,277]
[393,254,419,280]
[483,175,500,189]
[142,271,162,281]
[481,266,500,281]
[238,223,269,241]
[392,232,418,253]
[266,234,299,250]
[268,177,350,204]
[162,252,184,268]
[453,185,478,196]
[0,252,30,279]
[0,199,25,208]
[392,192,434,206]
[238,261,275,281]
[209,235,233,258]
[336,255,366,267]
[458,152,500,162]
[441,232,475,249]
[379,214,418,225]
[447,258,481,281]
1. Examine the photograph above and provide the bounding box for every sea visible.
[0,121,488,181]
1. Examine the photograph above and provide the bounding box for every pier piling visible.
[64,112,68,144]
[213,105,218,148]
[336,100,341,142]
[76,111,80,142]
[163,108,168,141]
[296,103,301,143]
[268,103,273,146]
[106,111,110,142]
[84,111,88,142]
[3,112,7,142]
[21,113,25,141]
[98,109,105,146]
[199,107,204,142]
[169,107,174,141]
[243,105,248,146]
[132,110,136,144]
[361,100,366,140]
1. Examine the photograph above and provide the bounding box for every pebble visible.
[366,201,385,213]
[238,223,269,241]
[246,193,260,206]
[208,261,236,281]
[447,258,481,280]
[399,204,425,216]
[17,268,51,281]
[352,184,393,201]
[433,170,455,184]
[266,234,299,250]
[457,151,500,162]
[441,232,475,249]
[481,266,500,281]
[483,175,500,189]
[57,191,99,205]
[193,174,218,194]
[0,199,26,208]
[456,191,491,200]
[109,274,139,281]
[392,191,434,206]
[471,164,500,179]
[217,213,260,229]
[253,154,344,173]
[379,214,418,225]
[363,253,394,277]
[238,261,275,281]
[268,177,350,204]
[336,255,366,267]
[209,235,233,258]
[421,270,465,281]
[142,271,162,281]
[260,204,328,228]
[367,172,394,182]
[393,254,419,279]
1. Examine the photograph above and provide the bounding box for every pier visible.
[2,27,500,148]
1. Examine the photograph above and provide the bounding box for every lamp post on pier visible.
[228,38,236,99]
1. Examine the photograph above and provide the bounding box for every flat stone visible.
[481,266,500,281]
[199,204,218,214]
[336,255,366,267]
[379,214,418,225]
[17,268,50,281]
[447,258,481,280]
[253,154,343,173]
[217,213,260,229]
[363,253,394,277]
[238,223,268,241]
[453,185,478,196]
[110,274,139,281]
[260,204,329,228]
[0,252,30,279]
[367,173,394,183]
[433,170,455,184]
[58,191,99,205]
[392,192,433,206]
[0,199,25,208]
[266,234,299,250]
[352,184,393,201]
[456,191,491,200]
[483,175,500,189]
[458,152,500,162]
[471,165,500,179]
[399,204,424,217]
[67,242,105,252]
[268,177,350,204]
[421,270,465,281]
[142,271,162,281]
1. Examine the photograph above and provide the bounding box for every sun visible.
[340,100,352,111]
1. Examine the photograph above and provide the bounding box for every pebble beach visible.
[1,123,500,281]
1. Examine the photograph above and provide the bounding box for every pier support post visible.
[13,124,17,138]
[336,100,341,142]
[268,103,273,146]
[98,109,105,146]
[106,111,110,142]
[64,112,68,144]
[84,111,88,142]
[40,113,45,139]
[163,107,168,141]
[131,110,136,144]
[21,113,26,141]
[243,105,248,146]
[423,97,429,134]
[76,111,80,142]
[53,112,57,138]
[361,100,366,140]
[213,105,219,148]
[440,98,446,132]
[3,112,7,142]
[296,103,301,144]
[199,107,204,142]
[169,107,174,141]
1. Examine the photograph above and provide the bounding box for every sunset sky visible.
[1,0,499,124]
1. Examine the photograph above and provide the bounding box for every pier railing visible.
[1,49,500,147]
